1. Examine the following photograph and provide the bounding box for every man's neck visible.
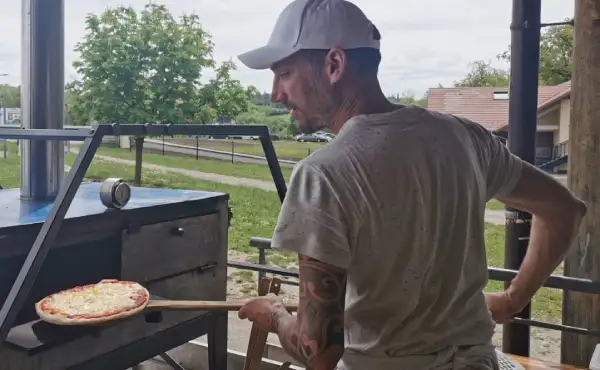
[329,83,400,133]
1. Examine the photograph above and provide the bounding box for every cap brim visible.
[238,45,298,70]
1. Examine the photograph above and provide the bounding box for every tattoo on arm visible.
[275,255,346,369]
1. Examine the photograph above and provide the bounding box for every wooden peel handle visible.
[146,300,298,312]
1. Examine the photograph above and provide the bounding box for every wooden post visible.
[561,0,600,366]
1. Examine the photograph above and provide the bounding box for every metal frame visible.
[0,124,287,356]
[228,240,600,338]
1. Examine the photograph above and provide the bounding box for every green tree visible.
[234,103,293,138]
[387,90,428,107]
[200,60,256,123]
[0,85,20,108]
[65,81,93,126]
[454,60,510,88]
[71,4,215,185]
[498,21,573,85]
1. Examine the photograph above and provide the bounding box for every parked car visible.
[314,131,335,141]
[295,133,329,142]
[251,134,280,141]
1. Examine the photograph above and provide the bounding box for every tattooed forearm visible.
[273,255,347,369]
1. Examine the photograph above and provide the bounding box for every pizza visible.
[35,279,150,325]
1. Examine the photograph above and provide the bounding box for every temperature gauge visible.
[100,178,131,209]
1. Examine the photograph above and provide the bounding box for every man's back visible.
[273,105,521,368]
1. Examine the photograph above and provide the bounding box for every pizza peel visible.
[144,299,298,312]
[36,299,297,326]
[35,279,297,326]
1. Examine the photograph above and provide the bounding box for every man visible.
[236,0,587,369]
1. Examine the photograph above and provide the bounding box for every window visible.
[493,91,509,100]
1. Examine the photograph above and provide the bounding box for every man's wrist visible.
[272,308,294,333]
[507,278,533,312]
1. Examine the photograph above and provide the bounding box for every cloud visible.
[0,0,574,96]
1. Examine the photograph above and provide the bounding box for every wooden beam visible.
[510,354,588,370]
[561,0,600,366]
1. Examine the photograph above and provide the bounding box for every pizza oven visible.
[0,123,286,369]
[0,183,231,370]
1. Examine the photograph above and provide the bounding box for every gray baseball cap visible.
[238,0,380,70]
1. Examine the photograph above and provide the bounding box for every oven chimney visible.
[20,0,65,200]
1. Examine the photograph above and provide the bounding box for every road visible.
[143,140,297,168]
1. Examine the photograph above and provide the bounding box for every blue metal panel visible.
[0,183,225,228]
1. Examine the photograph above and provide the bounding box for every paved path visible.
[85,152,277,191]
[88,152,506,225]
[485,210,506,225]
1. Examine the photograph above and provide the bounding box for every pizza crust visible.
[35,279,150,326]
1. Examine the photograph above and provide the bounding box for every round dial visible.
[113,182,131,207]
[100,178,131,209]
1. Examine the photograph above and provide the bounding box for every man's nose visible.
[270,90,285,104]
[270,79,286,104]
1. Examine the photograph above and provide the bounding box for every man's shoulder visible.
[300,138,350,174]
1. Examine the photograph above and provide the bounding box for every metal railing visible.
[226,235,600,346]
[553,140,569,160]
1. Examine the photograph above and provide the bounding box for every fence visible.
[226,236,600,356]
[145,136,313,164]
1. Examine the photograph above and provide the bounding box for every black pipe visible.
[503,0,542,357]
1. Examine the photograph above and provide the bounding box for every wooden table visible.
[509,354,589,370]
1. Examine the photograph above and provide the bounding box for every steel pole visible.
[20,0,65,200]
[502,0,542,357]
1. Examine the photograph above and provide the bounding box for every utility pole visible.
[1,98,6,159]
[0,73,8,158]
[561,0,600,366]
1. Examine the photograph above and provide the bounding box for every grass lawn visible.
[92,144,293,183]
[486,199,505,210]
[168,138,324,161]
[0,142,562,323]
[0,143,281,259]
[95,146,506,212]
[483,224,562,323]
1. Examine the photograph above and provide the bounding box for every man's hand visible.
[238,293,290,333]
[239,256,346,369]
[485,291,524,324]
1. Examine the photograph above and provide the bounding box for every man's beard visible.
[297,117,327,134]
[295,97,335,134]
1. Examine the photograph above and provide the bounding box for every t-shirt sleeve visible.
[271,161,352,269]
[485,132,523,200]
[454,115,523,200]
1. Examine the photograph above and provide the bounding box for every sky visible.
[0,0,574,97]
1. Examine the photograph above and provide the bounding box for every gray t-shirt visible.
[271,105,522,369]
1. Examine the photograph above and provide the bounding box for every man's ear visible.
[324,48,348,85]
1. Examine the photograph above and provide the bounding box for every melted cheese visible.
[45,282,145,316]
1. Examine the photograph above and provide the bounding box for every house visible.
[427,81,571,172]
[0,107,21,125]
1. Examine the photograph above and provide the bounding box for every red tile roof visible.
[427,82,571,132]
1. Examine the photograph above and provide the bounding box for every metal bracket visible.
[159,353,188,370]
[126,220,142,235]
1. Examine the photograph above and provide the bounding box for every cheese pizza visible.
[35,279,150,325]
